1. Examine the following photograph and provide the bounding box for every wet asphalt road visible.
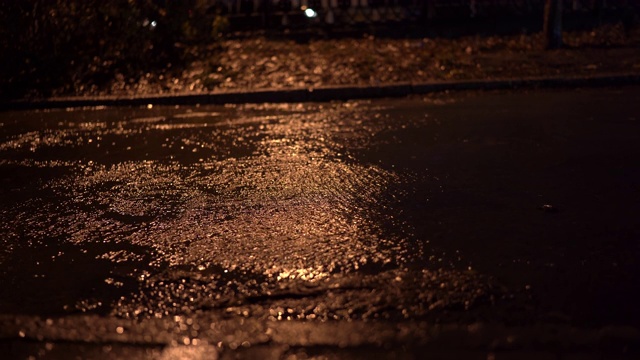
[1,87,640,358]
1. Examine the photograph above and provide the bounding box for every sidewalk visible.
[3,23,640,109]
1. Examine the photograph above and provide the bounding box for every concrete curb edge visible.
[2,73,640,111]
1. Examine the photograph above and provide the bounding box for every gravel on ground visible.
[43,23,640,98]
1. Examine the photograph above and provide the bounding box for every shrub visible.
[0,0,225,98]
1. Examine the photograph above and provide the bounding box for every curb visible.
[2,73,640,111]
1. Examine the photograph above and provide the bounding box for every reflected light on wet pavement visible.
[0,100,491,324]
[3,88,640,355]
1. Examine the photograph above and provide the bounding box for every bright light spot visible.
[151,20,157,28]
[158,345,219,359]
[304,8,317,18]
[276,267,328,281]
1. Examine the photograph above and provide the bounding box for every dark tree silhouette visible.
[543,0,563,49]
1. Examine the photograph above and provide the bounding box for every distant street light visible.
[304,8,318,18]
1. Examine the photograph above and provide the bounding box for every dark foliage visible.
[0,0,226,99]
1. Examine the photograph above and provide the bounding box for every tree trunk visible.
[594,0,606,26]
[426,0,436,20]
[543,0,563,49]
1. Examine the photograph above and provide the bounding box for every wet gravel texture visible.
[1,88,640,354]
[50,24,640,97]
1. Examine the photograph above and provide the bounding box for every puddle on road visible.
[0,99,516,323]
[3,88,640,342]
